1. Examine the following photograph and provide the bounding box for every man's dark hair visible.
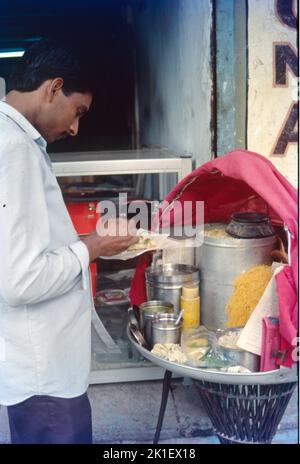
[8,37,93,95]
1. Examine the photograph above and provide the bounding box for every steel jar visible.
[196,224,276,330]
[145,264,199,312]
[216,327,260,372]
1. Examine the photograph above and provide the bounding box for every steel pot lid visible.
[128,322,148,348]
[146,264,199,284]
[139,300,174,313]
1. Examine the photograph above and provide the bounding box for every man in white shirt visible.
[0,38,138,444]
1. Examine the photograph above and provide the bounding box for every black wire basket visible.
[194,380,297,444]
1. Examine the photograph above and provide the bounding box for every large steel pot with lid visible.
[145,264,199,313]
[196,220,277,330]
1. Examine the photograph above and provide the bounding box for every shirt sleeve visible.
[0,135,90,306]
[69,240,90,290]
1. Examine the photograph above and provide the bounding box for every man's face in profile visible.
[43,87,92,143]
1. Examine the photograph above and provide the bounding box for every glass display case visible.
[51,148,192,383]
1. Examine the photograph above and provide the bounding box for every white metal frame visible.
[51,148,192,180]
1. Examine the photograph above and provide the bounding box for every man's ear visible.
[46,77,64,102]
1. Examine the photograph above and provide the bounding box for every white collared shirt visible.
[0,101,93,406]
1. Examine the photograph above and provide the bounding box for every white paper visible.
[237,263,285,355]
[100,229,199,261]
[100,247,158,261]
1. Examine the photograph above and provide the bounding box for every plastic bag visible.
[181,326,235,368]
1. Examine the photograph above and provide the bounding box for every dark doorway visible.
[0,0,136,152]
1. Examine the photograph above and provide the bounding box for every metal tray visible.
[127,327,297,385]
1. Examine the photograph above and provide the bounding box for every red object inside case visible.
[66,201,100,235]
[66,201,100,299]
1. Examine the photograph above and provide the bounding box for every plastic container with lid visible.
[181,283,200,330]
[226,212,276,239]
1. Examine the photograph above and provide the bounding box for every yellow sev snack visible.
[204,228,232,238]
[226,265,272,327]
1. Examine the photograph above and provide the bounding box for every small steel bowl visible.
[216,327,260,372]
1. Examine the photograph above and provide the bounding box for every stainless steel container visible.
[196,223,276,330]
[152,315,182,347]
[139,301,174,347]
[145,264,199,313]
[216,327,260,372]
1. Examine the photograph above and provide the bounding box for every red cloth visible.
[130,150,298,366]
[129,252,153,306]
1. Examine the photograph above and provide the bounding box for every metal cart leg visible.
[153,370,172,444]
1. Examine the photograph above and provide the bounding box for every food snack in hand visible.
[127,229,158,251]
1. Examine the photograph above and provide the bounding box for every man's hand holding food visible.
[81,217,139,261]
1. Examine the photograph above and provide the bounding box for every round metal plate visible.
[127,326,297,385]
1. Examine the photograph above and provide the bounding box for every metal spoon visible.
[128,307,139,327]
[174,309,184,326]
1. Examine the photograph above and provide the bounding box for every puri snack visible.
[151,343,187,364]
[127,230,157,251]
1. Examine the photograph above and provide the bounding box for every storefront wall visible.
[136,0,213,168]
[248,0,298,187]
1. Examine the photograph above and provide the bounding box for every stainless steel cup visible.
[151,315,182,347]
[139,301,174,347]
